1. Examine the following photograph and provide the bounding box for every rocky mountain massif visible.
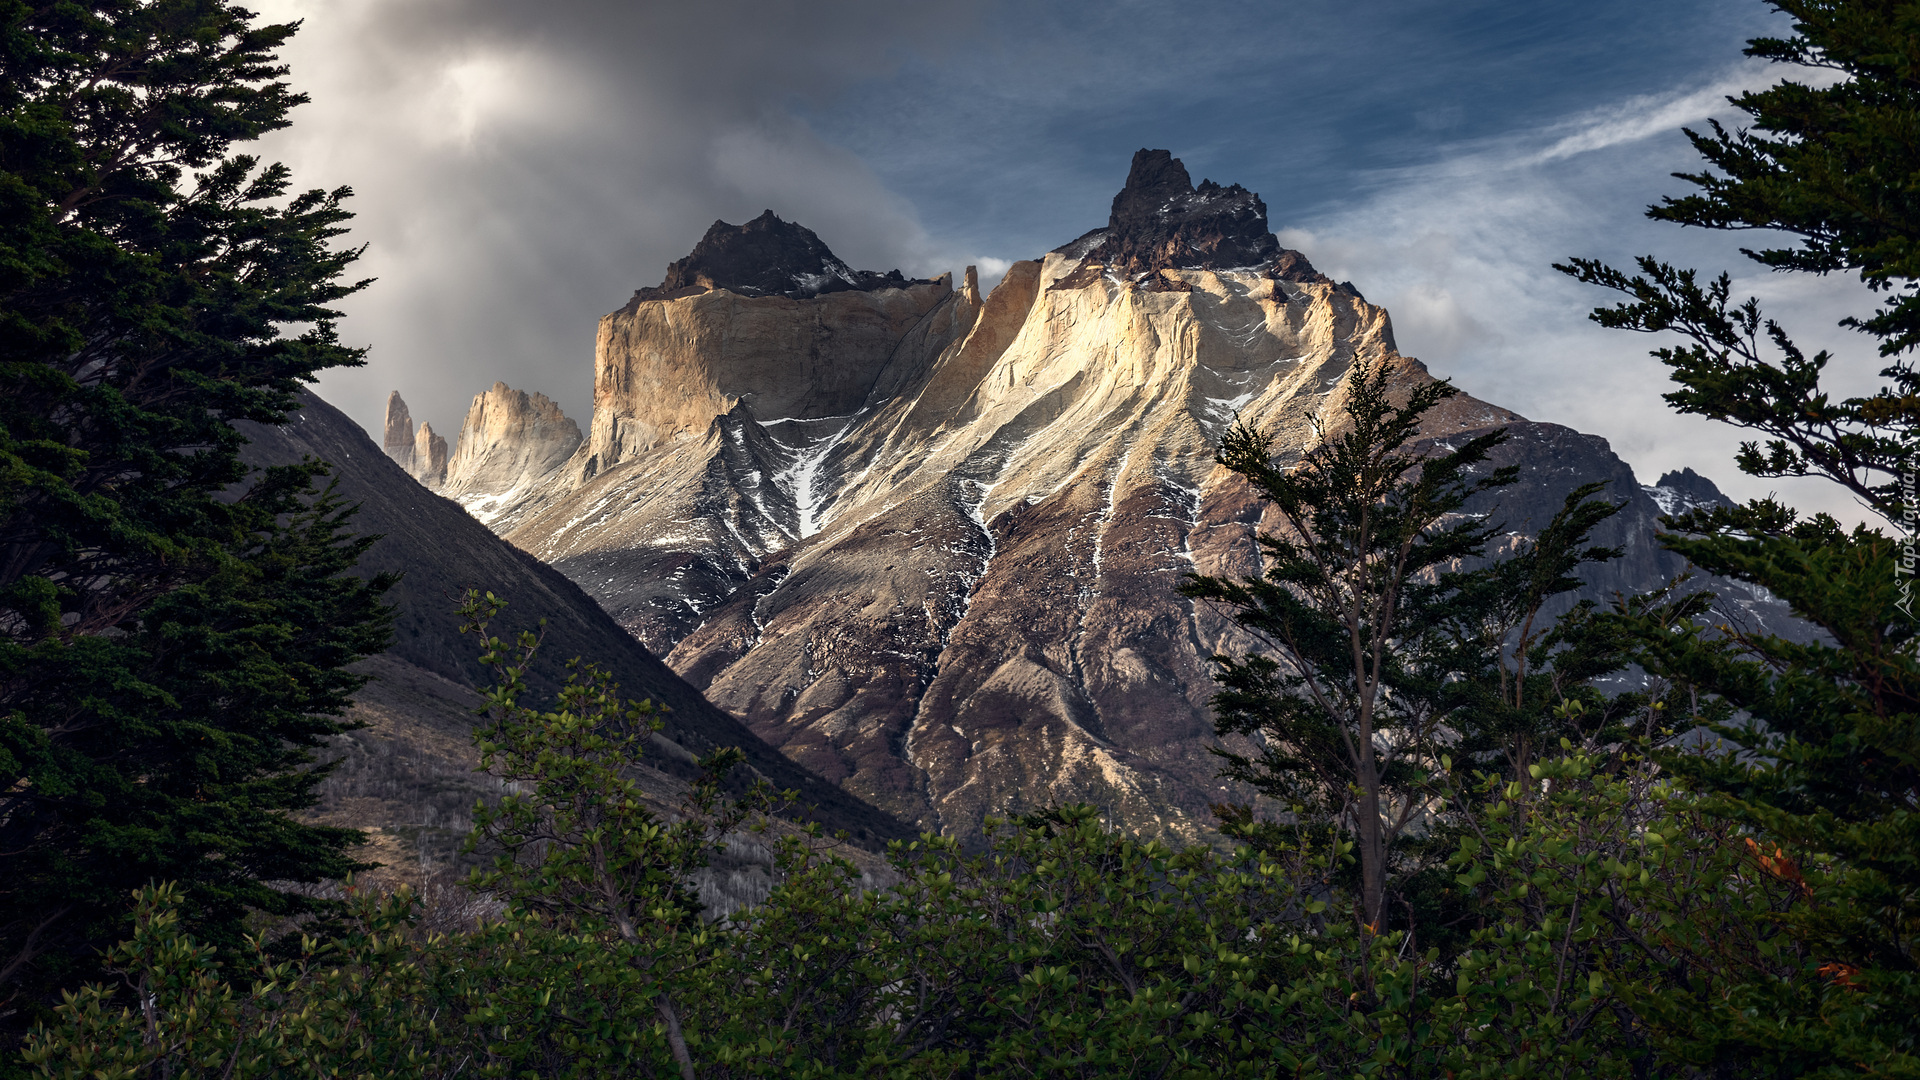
[410,151,1780,846]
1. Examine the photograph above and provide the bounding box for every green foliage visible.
[0,0,390,1042]
[459,591,753,936]
[700,807,1300,1077]
[20,883,438,1080]
[40,596,1804,1077]
[1556,0,1920,1072]
[456,590,764,1078]
[1182,353,1636,937]
[1433,753,1863,1079]
[1555,254,1917,516]
[31,750,1884,1078]
[1181,355,1517,928]
[1597,505,1920,1070]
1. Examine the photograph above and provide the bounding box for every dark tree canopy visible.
[1561,2,1920,516]
[1560,1,1920,1068]
[1653,0,1920,355]
[1183,357,1632,936]
[0,0,392,1036]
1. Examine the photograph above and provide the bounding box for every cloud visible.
[1524,74,1759,165]
[247,0,1878,525]
[1524,62,1847,167]
[708,121,938,273]
[1280,61,1886,523]
[250,0,978,438]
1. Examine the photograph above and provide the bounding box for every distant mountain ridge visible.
[394,149,1792,845]
[1644,467,1736,518]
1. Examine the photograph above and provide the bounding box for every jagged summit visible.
[632,209,929,304]
[1051,149,1331,291]
[1646,467,1736,517]
[379,391,447,487]
[382,391,414,470]
[1106,149,1276,270]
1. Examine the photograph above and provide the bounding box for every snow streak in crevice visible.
[742,564,789,654]
[1086,422,1146,590]
[762,409,866,538]
[946,463,1007,641]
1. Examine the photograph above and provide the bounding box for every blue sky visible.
[255,0,1875,520]
[810,1,1773,255]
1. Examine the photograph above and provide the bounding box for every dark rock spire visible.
[1052,149,1328,291]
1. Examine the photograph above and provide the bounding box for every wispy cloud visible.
[1282,63,1880,522]
[1524,70,1768,165]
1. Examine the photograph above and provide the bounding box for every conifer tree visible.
[1185,357,1631,935]
[1190,359,1500,930]
[0,0,391,1039]
[1558,0,1920,1068]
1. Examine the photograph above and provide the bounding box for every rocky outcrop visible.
[445,152,1791,846]
[1645,467,1736,517]
[1048,149,1331,294]
[412,422,449,487]
[635,210,935,303]
[383,393,450,487]
[383,392,415,472]
[441,382,583,528]
[1102,148,1278,272]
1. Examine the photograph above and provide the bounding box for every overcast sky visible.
[252,0,1877,520]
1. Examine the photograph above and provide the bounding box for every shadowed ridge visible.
[235,389,915,849]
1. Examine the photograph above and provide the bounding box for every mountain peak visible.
[1110,149,1198,224]
[633,210,927,303]
[1053,148,1325,290]
[1646,466,1736,517]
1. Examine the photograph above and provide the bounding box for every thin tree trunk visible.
[1356,751,1386,930]
[613,899,696,1079]
[657,993,696,1080]
[0,904,69,990]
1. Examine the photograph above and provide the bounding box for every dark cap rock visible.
[634,210,927,303]
[1051,149,1328,292]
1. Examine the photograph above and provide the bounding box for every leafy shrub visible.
[31,740,1896,1078]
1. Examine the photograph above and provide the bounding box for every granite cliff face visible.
[426,150,1779,845]
[583,270,952,477]
[240,390,911,879]
[413,422,448,486]
[441,382,583,527]
[383,391,415,472]
[381,391,451,488]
